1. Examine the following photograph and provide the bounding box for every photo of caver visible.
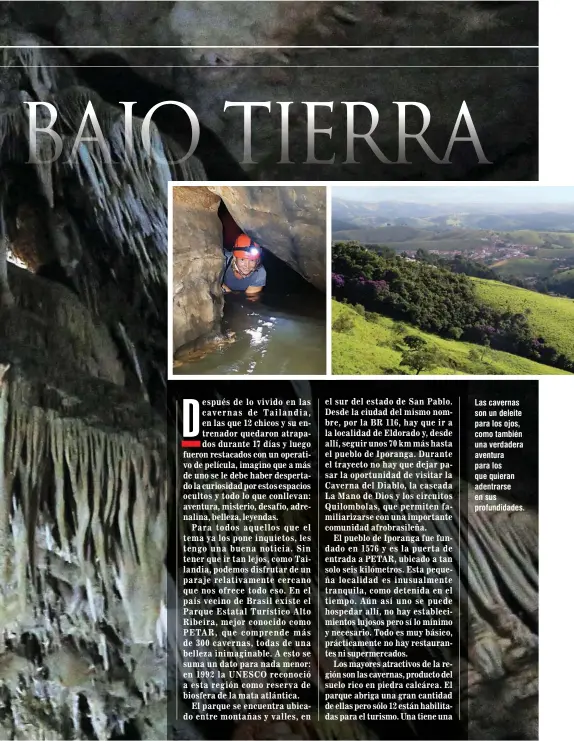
[222,234,267,299]
[170,184,327,377]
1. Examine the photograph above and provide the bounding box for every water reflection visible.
[173,289,326,375]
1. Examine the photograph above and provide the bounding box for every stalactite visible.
[116,321,150,403]
[0,195,15,307]
[0,372,170,739]
[19,90,54,209]
[1,35,206,327]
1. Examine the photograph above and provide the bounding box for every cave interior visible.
[217,199,323,296]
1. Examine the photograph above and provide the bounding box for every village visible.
[401,235,533,263]
[401,232,574,278]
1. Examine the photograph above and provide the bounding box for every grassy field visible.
[538,248,574,260]
[493,258,557,279]
[334,226,574,255]
[471,277,574,362]
[332,226,490,252]
[550,268,574,284]
[504,230,574,248]
[331,301,570,376]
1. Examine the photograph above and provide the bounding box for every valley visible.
[331,188,574,375]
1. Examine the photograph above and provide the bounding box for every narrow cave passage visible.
[218,201,324,299]
[172,189,327,376]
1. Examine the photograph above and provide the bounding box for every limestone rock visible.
[4,263,125,386]
[172,186,224,351]
[208,186,326,290]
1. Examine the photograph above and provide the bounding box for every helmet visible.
[233,234,261,260]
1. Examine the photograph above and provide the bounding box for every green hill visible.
[333,226,490,252]
[538,246,574,259]
[333,226,574,255]
[505,230,574,247]
[331,301,570,376]
[550,268,574,284]
[471,277,574,362]
[493,258,556,279]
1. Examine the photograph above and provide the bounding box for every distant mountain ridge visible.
[332,198,574,233]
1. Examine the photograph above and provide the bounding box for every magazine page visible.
[0,2,561,741]
[169,379,538,740]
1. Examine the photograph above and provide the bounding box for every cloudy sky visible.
[333,186,574,205]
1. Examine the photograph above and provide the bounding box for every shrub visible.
[447,326,463,340]
[333,314,355,333]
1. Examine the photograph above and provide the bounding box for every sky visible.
[333,186,574,205]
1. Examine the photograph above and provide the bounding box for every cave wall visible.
[208,186,326,291]
[3,263,125,386]
[0,31,186,739]
[12,1,538,180]
[172,185,325,352]
[172,187,224,351]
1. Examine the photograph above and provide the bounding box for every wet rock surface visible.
[173,328,236,366]
[172,184,326,355]
[172,186,225,351]
[208,186,327,290]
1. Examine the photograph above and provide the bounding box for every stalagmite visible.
[0,196,14,308]
[116,321,150,403]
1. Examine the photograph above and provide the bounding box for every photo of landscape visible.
[331,186,574,375]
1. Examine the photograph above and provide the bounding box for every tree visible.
[400,346,442,375]
[404,335,426,350]
[447,326,463,340]
[392,322,408,335]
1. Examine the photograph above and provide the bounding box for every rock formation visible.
[0,29,201,740]
[172,185,326,352]
[10,1,538,180]
[0,8,538,740]
[172,187,225,351]
[208,186,327,290]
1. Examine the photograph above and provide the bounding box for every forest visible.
[332,242,574,373]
